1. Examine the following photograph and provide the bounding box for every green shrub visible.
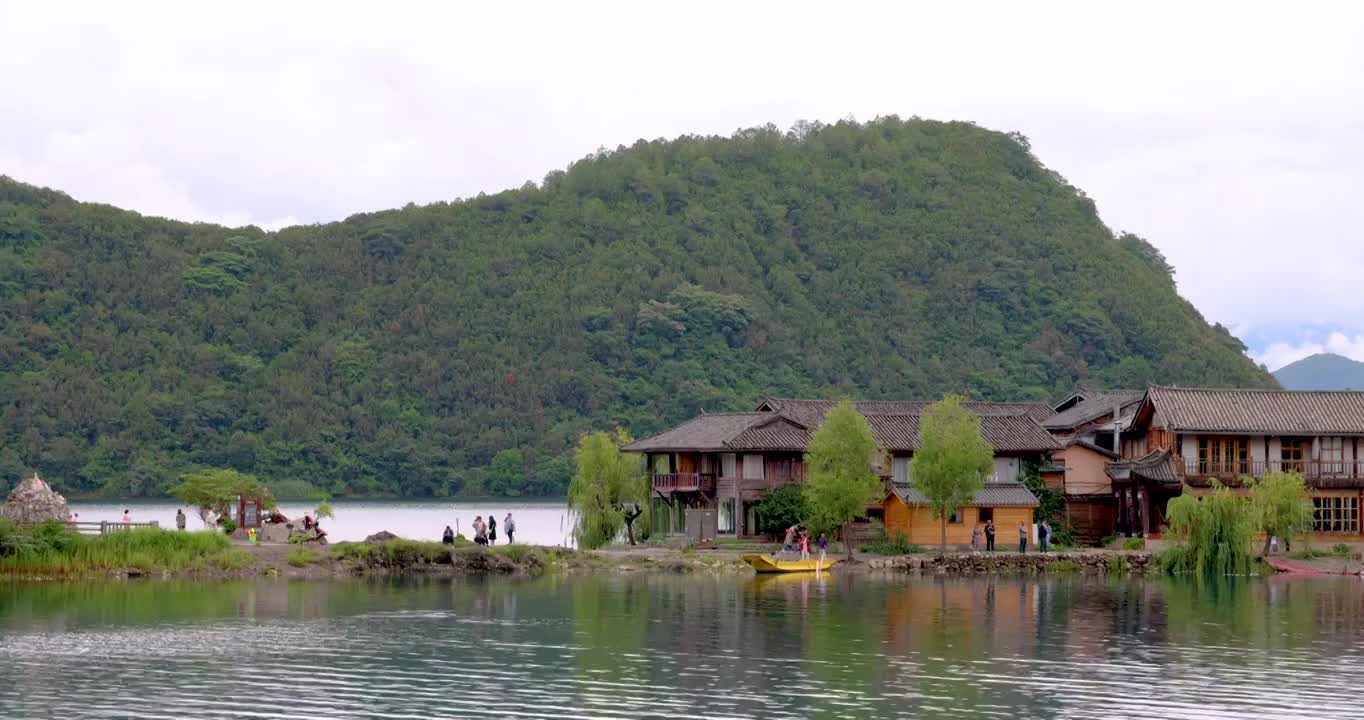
[1287,546,1329,560]
[1106,555,1129,574]
[1331,543,1352,556]
[860,530,921,555]
[1123,537,1145,551]
[1099,533,1118,548]
[333,539,452,568]
[753,484,809,539]
[287,546,318,567]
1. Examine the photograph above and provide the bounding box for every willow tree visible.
[910,395,994,551]
[1247,471,1313,556]
[803,400,883,560]
[568,429,648,549]
[1163,483,1253,576]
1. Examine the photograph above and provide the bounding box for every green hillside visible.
[0,117,1275,498]
[1274,353,1364,390]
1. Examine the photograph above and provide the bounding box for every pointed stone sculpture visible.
[3,472,69,525]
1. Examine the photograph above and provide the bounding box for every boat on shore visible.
[741,553,836,573]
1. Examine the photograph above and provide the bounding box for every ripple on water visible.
[1,575,1363,718]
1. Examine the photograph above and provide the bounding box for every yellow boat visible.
[741,553,836,573]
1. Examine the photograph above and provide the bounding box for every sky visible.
[2,1,1362,371]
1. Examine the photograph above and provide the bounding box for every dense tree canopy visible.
[0,117,1274,497]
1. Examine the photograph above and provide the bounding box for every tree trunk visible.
[940,514,947,553]
[623,503,643,546]
[842,523,854,561]
[1262,533,1273,557]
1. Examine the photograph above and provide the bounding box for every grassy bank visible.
[0,519,250,577]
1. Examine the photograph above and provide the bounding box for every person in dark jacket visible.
[442,525,455,545]
[488,516,497,546]
[984,520,996,552]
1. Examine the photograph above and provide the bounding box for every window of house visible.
[719,499,735,534]
[978,508,993,523]
[1198,437,1246,474]
[948,509,963,524]
[1313,496,1359,533]
[1281,438,1305,473]
[742,454,764,480]
[892,457,909,485]
[1321,437,1344,473]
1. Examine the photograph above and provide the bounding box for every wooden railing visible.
[1179,458,1364,486]
[653,473,805,493]
[652,473,717,493]
[65,520,160,535]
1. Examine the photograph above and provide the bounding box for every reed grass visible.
[0,519,245,576]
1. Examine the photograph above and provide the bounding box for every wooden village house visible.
[622,398,1056,545]
[1103,386,1364,541]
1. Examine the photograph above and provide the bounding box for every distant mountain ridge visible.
[1274,353,1364,390]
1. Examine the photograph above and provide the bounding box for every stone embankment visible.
[863,551,1156,575]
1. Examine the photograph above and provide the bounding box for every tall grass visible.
[0,519,244,576]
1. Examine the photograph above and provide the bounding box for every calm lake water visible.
[68,499,574,545]
[0,573,1361,718]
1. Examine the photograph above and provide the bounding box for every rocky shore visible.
[862,550,1157,575]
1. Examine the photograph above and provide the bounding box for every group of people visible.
[969,519,1052,553]
[446,513,516,546]
[778,524,827,561]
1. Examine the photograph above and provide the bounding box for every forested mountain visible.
[0,117,1275,498]
[1274,353,1364,390]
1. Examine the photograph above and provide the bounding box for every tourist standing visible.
[473,516,487,546]
[1039,521,1050,552]
[971,524,982,553]
[443,525,455,545]
[799,529,810,560]
[176,508,186,531]
[985,520,996,552]
[782,525,798,554]
[1018,522,1028,553]
[122,509,131,525]
[817,533,827,561]
[505,513,515,544]
[488,515,497,546]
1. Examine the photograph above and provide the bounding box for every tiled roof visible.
[622,413,771,452]
[758,398,1056,452]
[890,481,1039,507]
[759,398,1053,426]
[624,397,1060,454]
[1146,386,1364,435]
[1042,390,1145,430]
[1105,449,1180,485]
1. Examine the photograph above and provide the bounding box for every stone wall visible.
[863,551,1156,575]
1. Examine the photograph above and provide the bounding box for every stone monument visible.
[2,472,70,525]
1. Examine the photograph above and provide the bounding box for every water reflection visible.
[1,574,1362,718]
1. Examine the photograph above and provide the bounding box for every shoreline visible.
[0,539,1185,582]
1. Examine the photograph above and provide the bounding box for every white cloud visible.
[1252,332,1364,371]
[1,0,1363,352]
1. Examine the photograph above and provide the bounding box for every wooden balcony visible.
[1178,458,1364,488]
[652,473,717,493]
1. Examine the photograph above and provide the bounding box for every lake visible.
[68,499,574,545]
[0,573,1360,718]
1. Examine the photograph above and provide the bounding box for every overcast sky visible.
[3,1,1361,371]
